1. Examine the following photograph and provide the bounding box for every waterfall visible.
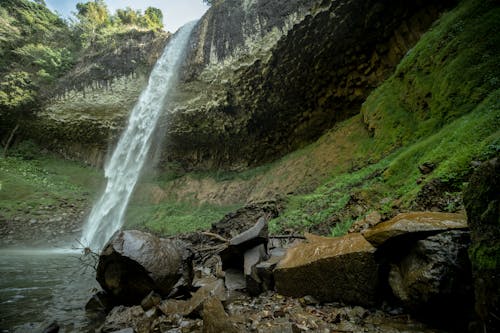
[80,21,197,251]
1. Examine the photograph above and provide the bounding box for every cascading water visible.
[80,21,197,251]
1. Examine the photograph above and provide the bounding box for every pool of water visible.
[0,248,100,332]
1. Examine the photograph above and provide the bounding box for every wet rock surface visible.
[362,212,468,247]
[388,230,473,327]
[91,209,477,332]
[96,230,193,304]
[274,233,379,306]
[463,157,500,332]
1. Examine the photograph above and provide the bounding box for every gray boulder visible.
[389,230,473,326]
[96,230,193,305]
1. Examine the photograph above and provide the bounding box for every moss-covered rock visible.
[463,157,500,332]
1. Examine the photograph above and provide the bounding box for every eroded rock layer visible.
[161,0,456,171]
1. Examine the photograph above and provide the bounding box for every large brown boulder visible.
[362,212,468,247]
[388,230,473,328]
[463,157,500,332]
[96,230,193,305]
[274,233,379,306]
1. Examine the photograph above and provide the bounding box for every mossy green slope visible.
[271,0,500,234]
[0,143,102,221]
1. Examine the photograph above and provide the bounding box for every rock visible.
[140,291,162,311]
[41,321,59,333]
[411,179,463,212]
[85,291,115,314]
[349,210,382,233]
[160,279,226,317]
[362,212,468,247]
[418,162,436,175]
[202,297,238,333]
[100,306,155,333]
[110,329,134,333]
[243,244,267,296]
[255,254,284,292]
[463,157,500,332]
[388,230,473,328]
[96,230,193,304]
[220,217,268,269]
[224,269,246,292]
[211,201,280,239]
[274,233,379,306]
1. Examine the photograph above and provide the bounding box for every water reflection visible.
[0,248,99,332]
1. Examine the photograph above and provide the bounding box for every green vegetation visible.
[0,0,165,150]
[469,242,500,270]
[0,0,72,112]
[125,201,239,236]
[269,0,500,236]
[361,0,500,157]
[0,142,102,220]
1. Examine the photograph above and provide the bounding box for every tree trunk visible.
[3,123,19,158]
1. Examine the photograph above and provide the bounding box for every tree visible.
[116,7,140,25]
[75,0,111,46]
[144,7,163,30]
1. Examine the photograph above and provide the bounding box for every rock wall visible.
[160,0,457,171]
[23,0,456,169]
[26,30,169,167]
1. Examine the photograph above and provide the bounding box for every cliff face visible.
[28,0,455,169]
[161,0,456,171]
[28,29,169,166]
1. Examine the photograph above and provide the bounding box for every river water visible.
[0,249,99,333]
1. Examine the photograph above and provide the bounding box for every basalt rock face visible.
[27,30,169,167]
[161,0,456,171]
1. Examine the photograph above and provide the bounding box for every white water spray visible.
[80,22,197,251]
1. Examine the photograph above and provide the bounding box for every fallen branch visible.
[270,235,306,239]
[201,231,229,243]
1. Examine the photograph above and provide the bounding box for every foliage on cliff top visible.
[0,0,165,118]
[0,0,73,111]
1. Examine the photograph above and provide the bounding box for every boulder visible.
[220,217,268,269]
[224,269,246,292]
[255,253,284,292]
[274,233,379,306]
[41,321,59,333]
[96,230,193,304]
[140,291,161,311]
[85,291,116,314]
[202,297,238,333]
[463,157,500,332]
[388,230,473,327]
[362,212,468,247]
[243,244,267,296]
[160,279,226,317]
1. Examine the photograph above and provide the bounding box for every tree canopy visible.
[0,0,165,114]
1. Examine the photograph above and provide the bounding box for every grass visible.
[269,0,500,236]
[0,143,102,220]
[124,201,240,235]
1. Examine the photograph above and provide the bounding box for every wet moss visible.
[469,242,500,271]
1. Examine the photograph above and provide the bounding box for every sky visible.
[44,0,209,32]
